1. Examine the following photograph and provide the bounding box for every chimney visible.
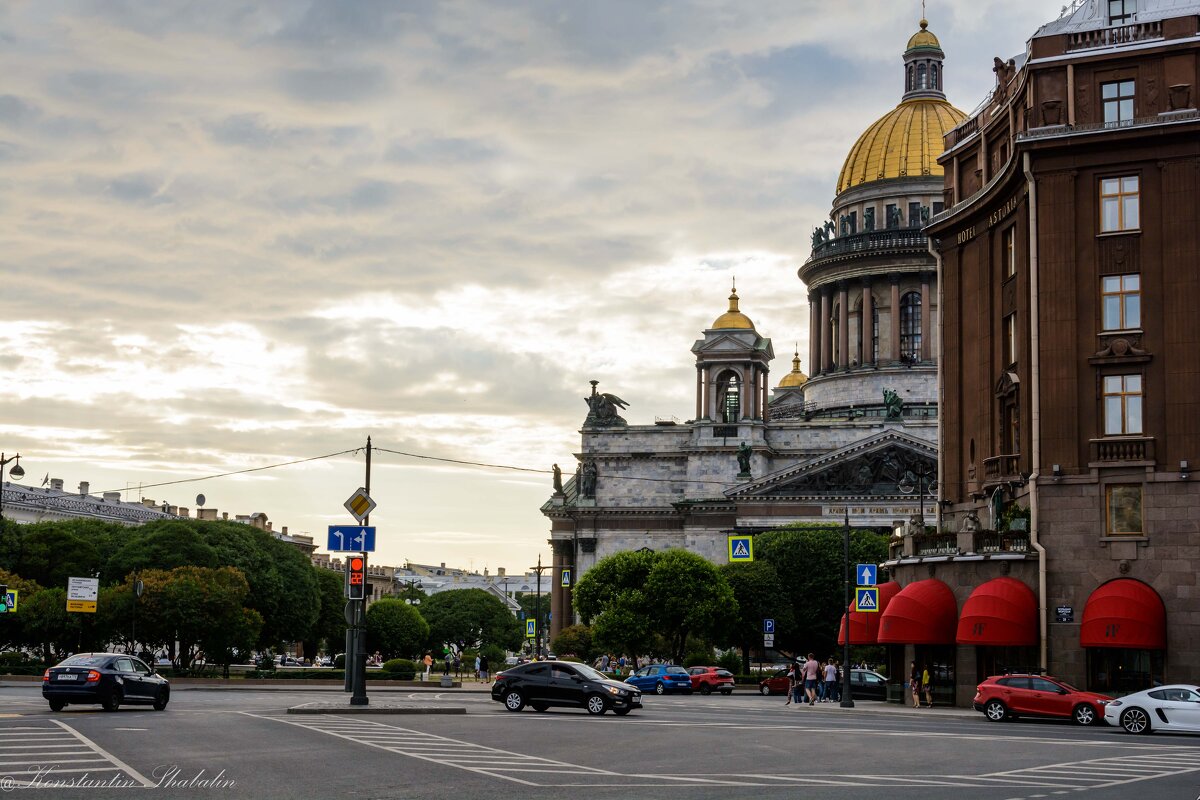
[267,521,273,531]
[222,512,228,520]
[497,567,506,577]
[102,492,121,502]
[281,526,288,535]
[198,508,218,521]
[440,562,446,569]
[178,507,190,518]
[50,478,64,492]
[167,505,178,515]
[142,498,156,507]
[78,481,90,496]
[484,567,489,576]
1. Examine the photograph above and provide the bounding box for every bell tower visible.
[691,284,774,423]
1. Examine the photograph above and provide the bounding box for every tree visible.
[574,548,738,664]
[755,525,891,660]
[718,560,794,672]
[550,624,594,661]
[105,521,219,583]
[306,567,348,662]
[418,589,522,653]
[365,598,430,660]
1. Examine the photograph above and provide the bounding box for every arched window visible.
[917,63,928,89]
[718,372,741,423]
[830,308,839,366]
[907,66,914,91]
[871,306,880,363]
[900,292,922,361]
[930,64,939,91]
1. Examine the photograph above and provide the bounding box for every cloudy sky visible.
[1,0,1056,575]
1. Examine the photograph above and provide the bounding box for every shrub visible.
[0,652,28,667]
[382,658,417,680]
[334,654,346,669]
[717,649,742,674]
[481,643,506,669]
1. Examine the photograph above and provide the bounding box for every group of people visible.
[783,654,843,706]
[908,661,934,708]
[591,653,636,676]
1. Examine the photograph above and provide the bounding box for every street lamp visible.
[0,452,25,520]
[898,462,937,526]
[399,577,422,605]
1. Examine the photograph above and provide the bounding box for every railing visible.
[982,454,1021,481]
[975,530,1030,553]
[1066,20,1162,51]
[1018,109,1199,140]
[810,229,929,261]
[944,115,980,150]
[1089,437,1155,463]
[914,531,958,556]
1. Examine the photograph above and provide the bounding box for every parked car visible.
[42,653,170,712]
[758,667,793,696]
[973,673,1112,725]
[1104,684,1200,735]
[624,664,693,695]
[688,666,735,695]
[490,661,641,715]
[848,669,889,701]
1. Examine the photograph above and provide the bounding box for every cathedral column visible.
[695,366,703,421]
[549,540,572,643]
[861,277,874,365]
[837,282,849,370]
[761,367,769,421]
[701,366,710,420]
[745,365,755,420]
[889,274,901,363]
[808,295,820,378]
[920,272,932,362]
[819,288,832,373]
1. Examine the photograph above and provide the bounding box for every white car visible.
[1104,684,1200,734]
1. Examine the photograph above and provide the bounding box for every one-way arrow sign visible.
[328,525,376,553]
[857,563,877,586]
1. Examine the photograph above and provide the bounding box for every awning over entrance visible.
[955,577,1037,646]
[838,581,901,645]
[1080,579,1166,649]
[878,579,957,645]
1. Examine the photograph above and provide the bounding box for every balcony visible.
[975,530,1030,554]
[1018,109,1199,141]
[943,115,979,150]
[1066,20,1162,52]
[808,229,929,264]
[1089,436,1155,464]
[914,531,959,556]
[982,454,1021,483]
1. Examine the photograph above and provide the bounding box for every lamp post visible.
[840,506,855,709]
[0,452,25,520]
[898,462,937,526]
[399,577,422,605]
[529,555,550,658]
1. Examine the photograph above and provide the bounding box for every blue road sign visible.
[327,525,376,553]
[526,619,536,639]
[855,587,880,612]
[763,618,775,634]
[728,535,754,562]
[856,563,878,586]
[561,569,572,587]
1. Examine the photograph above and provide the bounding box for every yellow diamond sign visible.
[344,487,377,524]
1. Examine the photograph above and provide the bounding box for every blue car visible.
[625,664,694,695]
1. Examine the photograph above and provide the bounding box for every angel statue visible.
[584,380,629,428]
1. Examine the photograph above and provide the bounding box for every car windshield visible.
[716,670,733,677]
[665,666,688,676]
[58,655,107,667]
[1056,680,1080,692]
[571,663,608,681]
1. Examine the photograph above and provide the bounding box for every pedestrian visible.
[802,653,821,705]
[824,658,839,703]
[479,654,490,683]
[784,663,796,706]
[442,650,451,676]
[423,652,433,680]
[474,653,481,682]
[600,653,610,673]
[453,653,461,678]
[909,661,921,708]
[922,663,933,708]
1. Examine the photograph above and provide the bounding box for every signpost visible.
[343,487,377,525]
[66,577,99,613]
[526,619,536,639]
[856,564,878,586]
[763,618,775,634]
[855,587,880,611]
[328,525,376,553]
[2,589,16,613]
[727,534,754,562]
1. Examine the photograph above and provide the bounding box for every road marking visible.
[0,720,154,788]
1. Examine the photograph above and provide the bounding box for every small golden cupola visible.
[777,349,809,388]
[711,283,755,330]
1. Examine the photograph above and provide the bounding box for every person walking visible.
[909,661,921,708]
[422,652,433,680]
[479,654,489,683]
[802,653,821,705]
[784,663,797,706]
[922,663,933,708]
[824,658,839,703]
[474,654,481,682]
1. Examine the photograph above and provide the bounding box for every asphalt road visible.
[2,685,1199,799]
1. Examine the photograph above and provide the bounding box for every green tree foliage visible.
[550,623,593,661]
[105,521,219,580]
[365,598,430,660]
[418,589,522,653]
[718,560,795,672]
[305,568,348,662]
[574,548,738,664]
[513,591,550,637]
[0,569,41,652]
[755,524,890,660]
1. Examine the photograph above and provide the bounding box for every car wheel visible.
[984,699,1008,722]
[502,690,525,712]
[153,688,170,711]
[613,707,632,716]
[759,684,771,696]
[102,689,122,713]
[700,684,711,695]
[585,694,608,715]
[47,700,66,712]
[655,682,666,695]
[1072,703,1097,726]
[1120,707,1151,735]
[530,702,548,712]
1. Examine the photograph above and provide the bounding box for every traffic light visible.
[0,584,6,613]
[346,556,366,601]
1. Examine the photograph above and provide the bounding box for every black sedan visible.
[42,653,170,712]
[491,661,642,716]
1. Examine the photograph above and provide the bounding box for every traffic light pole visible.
[349,437,372,706]
[840,507,855,709]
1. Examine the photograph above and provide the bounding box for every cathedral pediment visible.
[728,430,936,499]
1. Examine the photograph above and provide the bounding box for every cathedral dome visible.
[777,351,808,388]
[906,19,941,51]
[836,99,966,195]
[711,287,755,330]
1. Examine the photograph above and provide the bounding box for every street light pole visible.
[529,555,549,658]
[0,452,25,520]
[840,506,855,709]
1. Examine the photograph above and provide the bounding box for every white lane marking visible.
[48,719,155,787]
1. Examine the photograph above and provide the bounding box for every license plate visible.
[56,674,78,681]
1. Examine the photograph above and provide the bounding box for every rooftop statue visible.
[584,380,629,427]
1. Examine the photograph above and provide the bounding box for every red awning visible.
[877,579,958,645]
[838,581,901,645]
[1080,579,1166,649]
[956,577,1037,646]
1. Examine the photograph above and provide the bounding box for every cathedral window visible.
[917,63,927,89]
[719,373,741,423]
[900,292,922,361]
[930,64,939,91]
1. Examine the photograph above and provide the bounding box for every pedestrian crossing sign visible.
[728,535,754,562]
[561,569,571,587]
[855,587,880,612]
[526,619,536,639]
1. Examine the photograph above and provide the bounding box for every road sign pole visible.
[841,507,855,709]
[349,437,372,707]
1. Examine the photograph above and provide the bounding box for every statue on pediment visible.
[584,380,629,427]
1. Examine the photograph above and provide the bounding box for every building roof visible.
[836,98,966,195]
[906,19,942,51]
[710,286,755,330]
[777,350,809,388]
[0,481,176,525]
[1034,0,1200,37]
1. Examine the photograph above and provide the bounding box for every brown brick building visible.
[908,0,1200,703]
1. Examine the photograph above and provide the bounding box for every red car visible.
[974,673,1112,725]
[687,666,735,695]
[758,666,795,696]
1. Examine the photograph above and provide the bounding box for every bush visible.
[481,643,506,669]
[382,658,416,680]
[257,655,276,671]
[0,652,28,667]
[717,649,742,674]
[334,654,346,669]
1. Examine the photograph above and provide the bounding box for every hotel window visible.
[1003,314,1017,366]
[1108,0,1136,24]
[1003,227,1016,278]
[1105,484,1143,535]
[1102,80,1135,126]
[1100,176,1139,232]
[899,292,922,361]
[1103,374,1143,435]
[1101,274,1141,330]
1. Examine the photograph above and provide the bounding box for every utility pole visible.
[529,554,550,658]
[350,436,372,706]
[840,507,855,708]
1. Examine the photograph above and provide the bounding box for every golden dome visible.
[711,286,755,330]
[778,350,808,388]
[906,19,941,50]
[835,98,966,195]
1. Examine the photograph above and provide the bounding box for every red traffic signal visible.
[346,556,366,600]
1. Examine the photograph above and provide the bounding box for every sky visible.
[1,0,1058,575]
